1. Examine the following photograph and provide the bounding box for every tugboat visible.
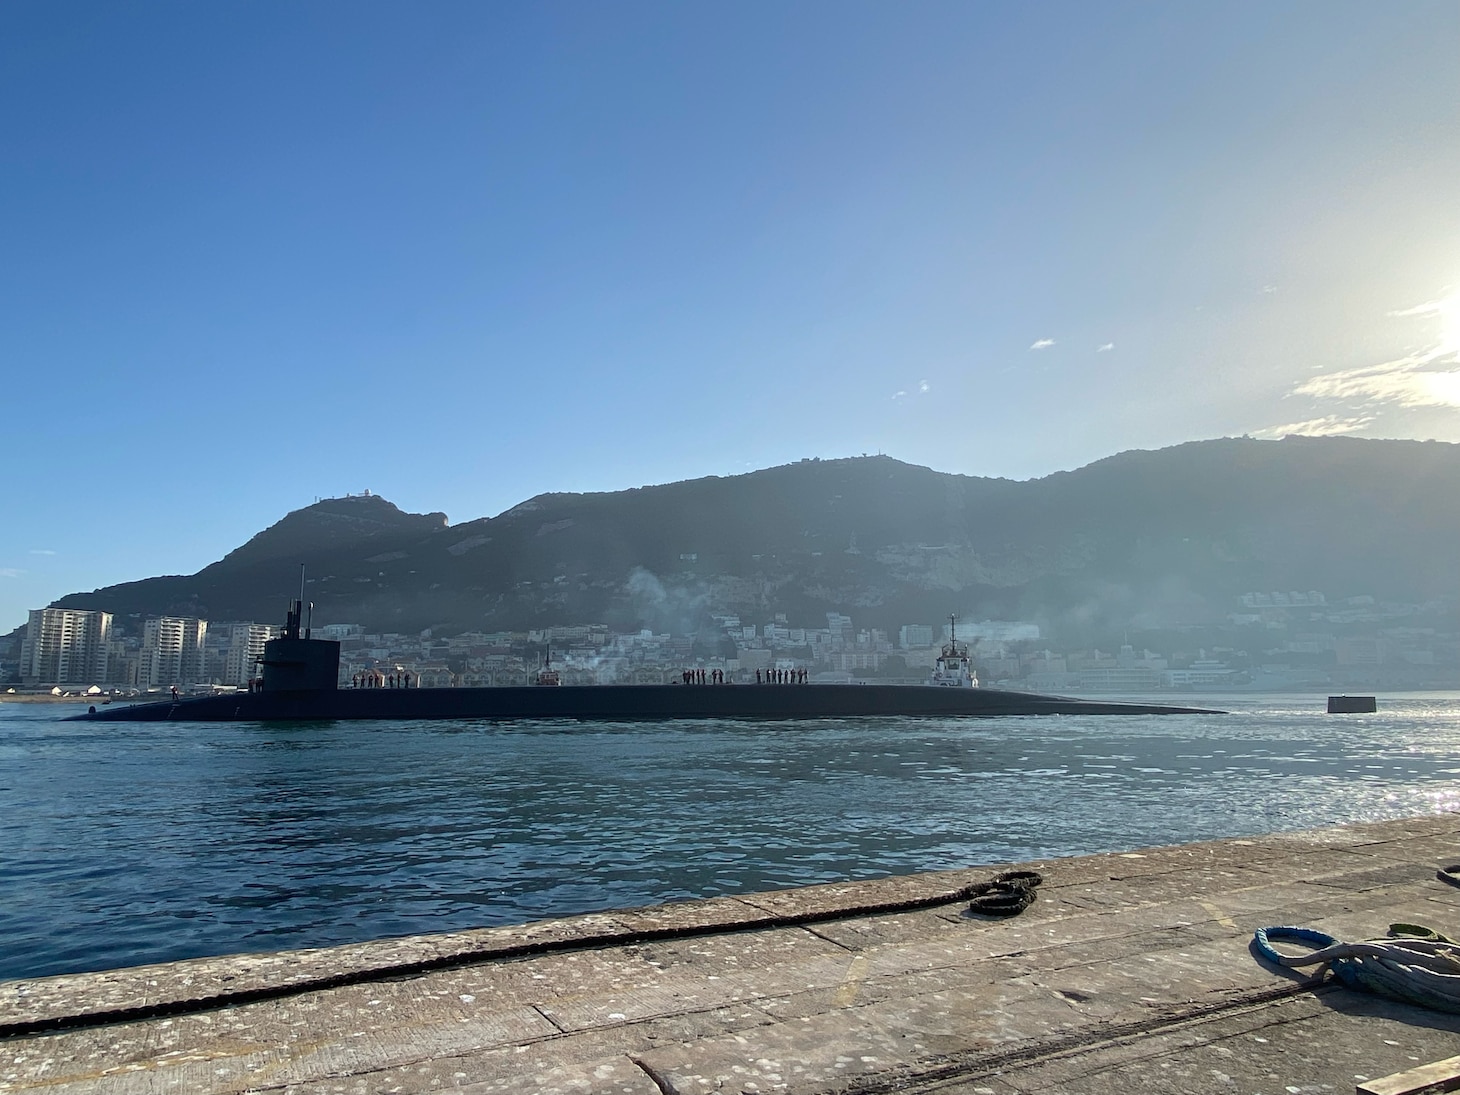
[930,615,977,688]
[535,647,561,687]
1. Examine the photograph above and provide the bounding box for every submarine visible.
[71,600,1221,723]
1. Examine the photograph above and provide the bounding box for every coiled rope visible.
[965,870,1043,916]
[1253,924,1460,1013]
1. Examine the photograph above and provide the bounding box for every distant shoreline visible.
[1,694,96,704]
[0,693,164,705]
[3,685,1460,707]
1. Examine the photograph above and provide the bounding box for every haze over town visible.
[4,1,1459,632]
[9,440,1458,696]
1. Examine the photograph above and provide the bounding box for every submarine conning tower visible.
[259,597,340,692]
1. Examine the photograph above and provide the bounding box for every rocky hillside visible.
[49,436,1460,640]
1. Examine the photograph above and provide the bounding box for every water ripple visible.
[1,693,1458,979]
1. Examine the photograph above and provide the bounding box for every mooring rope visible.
[1253,925,1460,1013]
[0,866,1045,1039]
[964,870,1044,916]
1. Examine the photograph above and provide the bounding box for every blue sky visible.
[4,1,1459,631]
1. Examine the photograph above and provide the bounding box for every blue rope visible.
[1254,925,1460,1013]
[1253,926,1336,965]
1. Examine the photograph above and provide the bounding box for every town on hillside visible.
[4,587,1457,696]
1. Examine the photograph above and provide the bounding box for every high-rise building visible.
[20,608,112,686]
[106,636,140,689]
[224,622,280,686]
[139,616,208,687]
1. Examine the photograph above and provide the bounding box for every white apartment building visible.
[830,650,885,673]
[224,622,280,686]
[899,624,934,649]
[139,616,208,687]
[21,607,112,685]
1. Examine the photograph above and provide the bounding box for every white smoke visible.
[625,566,710,634]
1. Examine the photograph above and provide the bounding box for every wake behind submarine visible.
[72,600,1222,723]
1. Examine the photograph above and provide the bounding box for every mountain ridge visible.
[41,436,1460,642]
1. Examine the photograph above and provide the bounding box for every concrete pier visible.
[4,813,1460,1094]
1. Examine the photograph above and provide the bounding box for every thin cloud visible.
[1386,291,1456,356]
[1029,338,1055,351]
[1388,299,1446,319]
[1253,414,1374,439]
[0,568,23,579]
[1294,354,1460,409]
[1096,343,1114,353]
[1278,290,1460,417]
[894,381,930,400]
[29,549,55,556]
[1262,285,1278,295]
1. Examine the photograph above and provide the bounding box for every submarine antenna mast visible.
[299,563,313,639]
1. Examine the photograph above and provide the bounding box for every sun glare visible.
[1437,285,1460,358]
[1392,284,1460,361]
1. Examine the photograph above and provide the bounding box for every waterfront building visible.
[224,623,281,686]
[106,637,140,689]
[413,664,454,688]
[139,616,208,687]
[899,624,934,649]
[1334,635,1385,666]
[1072,666,1163,692]
[20,607,111,686]
[1240,590,1327,608]
[830,650,884,673]
[1161,659,1234,687]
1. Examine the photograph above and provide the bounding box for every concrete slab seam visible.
[833,980,1327,1094]
[629,1053,677,1095]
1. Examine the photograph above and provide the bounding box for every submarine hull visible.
[72,684,1219,722]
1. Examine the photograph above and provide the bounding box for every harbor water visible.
[2,693,1458,982]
